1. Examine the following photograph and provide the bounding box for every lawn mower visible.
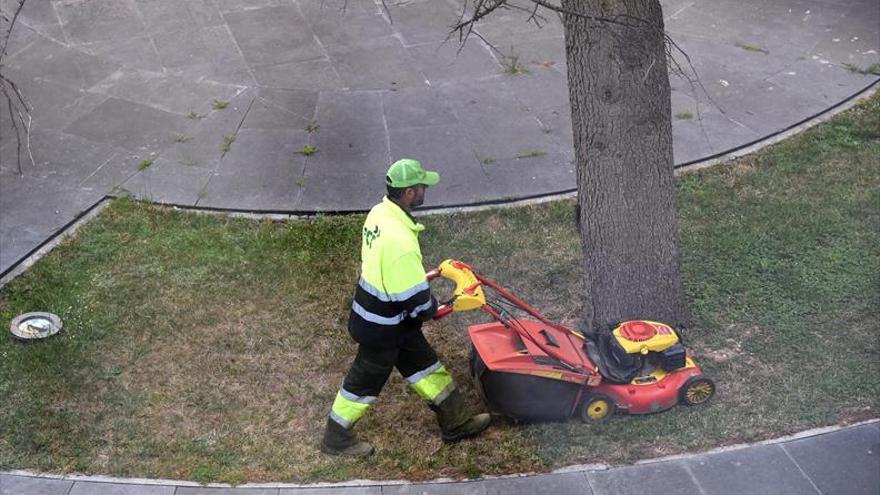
[426,260,715,422]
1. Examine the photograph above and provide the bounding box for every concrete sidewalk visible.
[1,0,879,274]
[2,421,878,494]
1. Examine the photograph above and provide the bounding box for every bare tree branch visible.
[1,0,34,175]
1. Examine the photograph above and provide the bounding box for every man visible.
[321,158,491,457]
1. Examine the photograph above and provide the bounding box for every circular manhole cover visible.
[9,312,63,340]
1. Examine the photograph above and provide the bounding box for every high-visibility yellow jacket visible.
[348,197,437,347]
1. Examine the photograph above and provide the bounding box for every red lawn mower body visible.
[430,260,715,423]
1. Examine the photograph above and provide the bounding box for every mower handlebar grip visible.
[433,259,486,312]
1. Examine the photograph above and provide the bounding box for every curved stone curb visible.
[1,419,876,492]
[2,81,876,289]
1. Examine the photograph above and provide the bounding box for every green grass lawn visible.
[1,94,878,484]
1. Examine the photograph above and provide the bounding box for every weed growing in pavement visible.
[675,112,695,120]
[735,42,769,54]
[306,121,320,133]
[843,63,880,76]
[186,111,206,120]
[138,159,154,171]
[299,144,318,156]
[515,149,547,159]
[221,135,236,153]
[212,99,229,110]
[174,135,193,143]
[501,49,530,76]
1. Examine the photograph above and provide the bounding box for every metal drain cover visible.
[9,312,63,340]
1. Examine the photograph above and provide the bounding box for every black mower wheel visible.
[578,394,616,423]
[679,376,716,406]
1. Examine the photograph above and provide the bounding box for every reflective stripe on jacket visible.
[348,197,437,345]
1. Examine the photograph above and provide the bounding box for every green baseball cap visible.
[386,159,440,188]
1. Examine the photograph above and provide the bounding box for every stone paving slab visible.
[224,5,321,69]
[0,474,73,495]
[252,58,344,91]
[122,158,215,206]
[408,40,502,85]
[382,480,486,495]
[0,175,104,271]
[586,461,699,495]
[176,487,278,495]
[325,36,427,91]
[88,68,245,117]
[503,65,569,113]
[296,0,380,20]
[54,0,147,45]
[781,423,880,495]
[0,127,142,192]
[385,0,467,48]
[308,11,393,52]
[279,486,379,495]
[3,37,120,89]
[198,128,307,210]
[244,88,319,131]
[483,472,592,495]
[381,86,459,131]
[684,444,820,495]
[68,481,174,495]
[63,97,190,153]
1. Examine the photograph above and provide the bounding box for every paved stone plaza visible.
[0,0,878,273]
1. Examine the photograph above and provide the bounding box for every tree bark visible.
[561,0,688,330]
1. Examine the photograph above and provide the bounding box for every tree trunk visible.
[560,0,688,330]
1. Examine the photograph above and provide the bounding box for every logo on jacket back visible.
[364,225,380,248]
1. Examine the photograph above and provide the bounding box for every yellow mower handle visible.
[426,259,486,312]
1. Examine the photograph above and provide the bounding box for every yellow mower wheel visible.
[680,376,716,406]
[579,394,616,423]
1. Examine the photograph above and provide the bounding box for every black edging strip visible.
[2,78,878,282]
[675,77,880,168]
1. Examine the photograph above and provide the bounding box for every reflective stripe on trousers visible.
[405,362,455,405]
[330,388,377,429]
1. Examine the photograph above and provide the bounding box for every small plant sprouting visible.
[675,112,695,120]
[479,156,495,165]
[306,121,320,133]
[186,111,205,120]
[501,50,530,76]
[299,144,318,156]
[735,42,769,54]
[221,135,236,153]
[138,159,154,171]
[174,135,193,143]
[515,149,547,159]
[212,99,229,110]
[295,177,306,188]
[843,63,880,76]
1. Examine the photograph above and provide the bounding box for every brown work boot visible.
[320,418,374,457]
[432,388,491,442]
